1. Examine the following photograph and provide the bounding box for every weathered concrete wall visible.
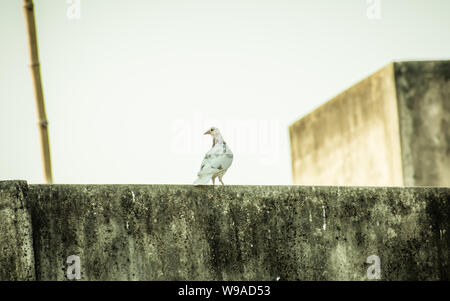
[289,63,403,186]
[1,181,448,280]
[290,60,450,187]
[395,61,450,187]
[18,183,449,280]
[0,181,35,280]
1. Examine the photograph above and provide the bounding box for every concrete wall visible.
[1,181,449,280]
[395,61,450,186]
[0,181,35,280]
[289,63,403,186]
[290,60,450,187]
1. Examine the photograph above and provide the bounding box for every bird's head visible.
[203,126,220,137]
[204,127,224,146]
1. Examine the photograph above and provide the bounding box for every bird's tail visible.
[193,174,212,186]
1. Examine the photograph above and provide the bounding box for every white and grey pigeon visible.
[193,127,233,186]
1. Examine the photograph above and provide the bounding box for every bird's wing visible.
[197,149,233,177]
[197,154,233,176]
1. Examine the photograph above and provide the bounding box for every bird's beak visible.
[203,130,211,135]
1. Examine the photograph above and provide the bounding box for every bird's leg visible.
[219,176,224,185]
[212,176,216,186]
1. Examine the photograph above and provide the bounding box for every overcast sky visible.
[1,0,449,185]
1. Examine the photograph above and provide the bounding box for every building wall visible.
[395,61,450,187]
[289,63,403,186]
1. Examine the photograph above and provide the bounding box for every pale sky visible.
[1,0,450,185]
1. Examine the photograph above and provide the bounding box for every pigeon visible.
[193,127,233,186]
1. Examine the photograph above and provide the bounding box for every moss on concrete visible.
[394,60,450,186]
[0,181,448,280]
[24,184,449,280]
[0,181,35,280]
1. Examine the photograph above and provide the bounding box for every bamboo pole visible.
[23,0,53,184]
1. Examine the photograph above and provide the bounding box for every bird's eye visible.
[210,128,214,132]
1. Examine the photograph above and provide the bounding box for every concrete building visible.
[289,60,450,187]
